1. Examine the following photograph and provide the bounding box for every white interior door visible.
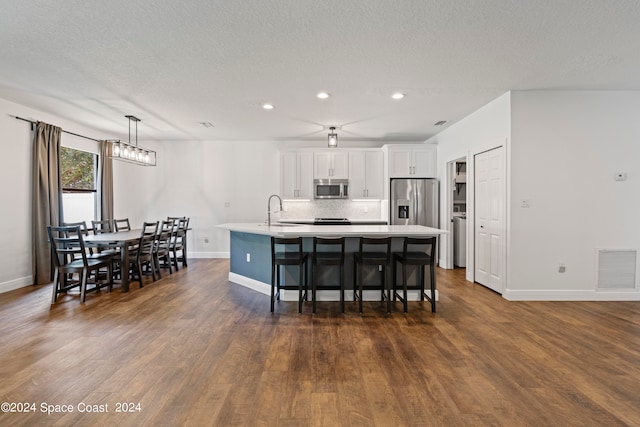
[474,147,504,293]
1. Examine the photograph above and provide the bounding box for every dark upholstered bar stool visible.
[271,237,309,313]
[392,237,437,313]
[353,237,391,313]
[311,237,346,313]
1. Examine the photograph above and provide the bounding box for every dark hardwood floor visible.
[1,259,640,426]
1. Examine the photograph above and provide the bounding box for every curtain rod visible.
[14,115,102,143]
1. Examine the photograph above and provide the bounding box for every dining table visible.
[84,229,142,292]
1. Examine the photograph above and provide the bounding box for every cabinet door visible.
[297,152,314,198]
[330,152,349,179]
[348,152,366,198]
[388,150,412,177]
[364,151,384,198]
[413,147,436,177]
[281,152,298,198]
[313,152,332,179]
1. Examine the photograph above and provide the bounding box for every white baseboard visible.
[227,273,438,301]
[503,288,640,301]
[191,252,230,259]
[0,275,33,294]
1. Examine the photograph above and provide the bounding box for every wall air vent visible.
[596,249,637,290]
[434,120,447,126]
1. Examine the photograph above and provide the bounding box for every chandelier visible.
[108,115,156,166]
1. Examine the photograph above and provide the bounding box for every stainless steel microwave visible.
[314,179,349,199]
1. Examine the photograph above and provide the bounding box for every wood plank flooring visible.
[1,259,640,426]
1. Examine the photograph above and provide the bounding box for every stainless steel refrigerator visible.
[390,178,439,228]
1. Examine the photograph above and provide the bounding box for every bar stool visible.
[311,237,346,313]
[392,237,437,313]
[353,237,391,313]
[271,237,309,313]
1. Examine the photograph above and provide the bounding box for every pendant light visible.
[328,126,338,148]
[108,115,156,166]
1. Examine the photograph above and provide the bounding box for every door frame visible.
[442,156,467,270]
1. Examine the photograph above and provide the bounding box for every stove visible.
[313,217,351,225]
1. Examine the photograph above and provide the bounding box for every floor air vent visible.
[597,249,637,290]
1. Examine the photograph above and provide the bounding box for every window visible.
[60,147,97,223]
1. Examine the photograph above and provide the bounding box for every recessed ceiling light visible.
[317,92,330,99]
[262,103,274,110]
[391,92,405,100]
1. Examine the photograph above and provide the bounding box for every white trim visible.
[503,288,640,301]
[227,273,439,301]
[228,272,270,295]
[191,251,229,259]
[0,275,33,294]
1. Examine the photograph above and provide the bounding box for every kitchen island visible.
[218,223,447,302]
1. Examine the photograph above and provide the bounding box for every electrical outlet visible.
[204,237,209,243]
[520,199,531,208]
[246,253,251,263]
[224,201,231,207]
[559,263,566,273]
[378,265,383,271]
[364,206,369,213]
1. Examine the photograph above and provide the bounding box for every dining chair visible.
[130,221,159,287]
[114,218,131,232]
[47,225,113,303]
[170,217,189,270]
[91,219,113,234]
[154,219,175,278]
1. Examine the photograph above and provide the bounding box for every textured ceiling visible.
[1,1,640,143]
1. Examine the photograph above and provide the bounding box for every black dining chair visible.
[114,218,131,232]
[47,225,113,303]
[129,221,159,287]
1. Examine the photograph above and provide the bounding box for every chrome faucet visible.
[267,194,283,226]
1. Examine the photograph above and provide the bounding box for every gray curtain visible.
[99,140,114,221]
[32,121,63,285]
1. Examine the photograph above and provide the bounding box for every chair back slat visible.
[114,218,131,232]
[91,219,113,234]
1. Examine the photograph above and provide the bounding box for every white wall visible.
[508,91,640,299]
[426,92,511,280]
[146,140,281,258]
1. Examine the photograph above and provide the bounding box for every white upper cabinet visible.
[349,150,384,199]
[388,145,437,178]
[281,152,313,199]
[314,151,349,179]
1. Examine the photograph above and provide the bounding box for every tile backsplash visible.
[280,199,383,220]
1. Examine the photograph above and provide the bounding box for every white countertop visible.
[218,223,447,237]
[277,218,388,225]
